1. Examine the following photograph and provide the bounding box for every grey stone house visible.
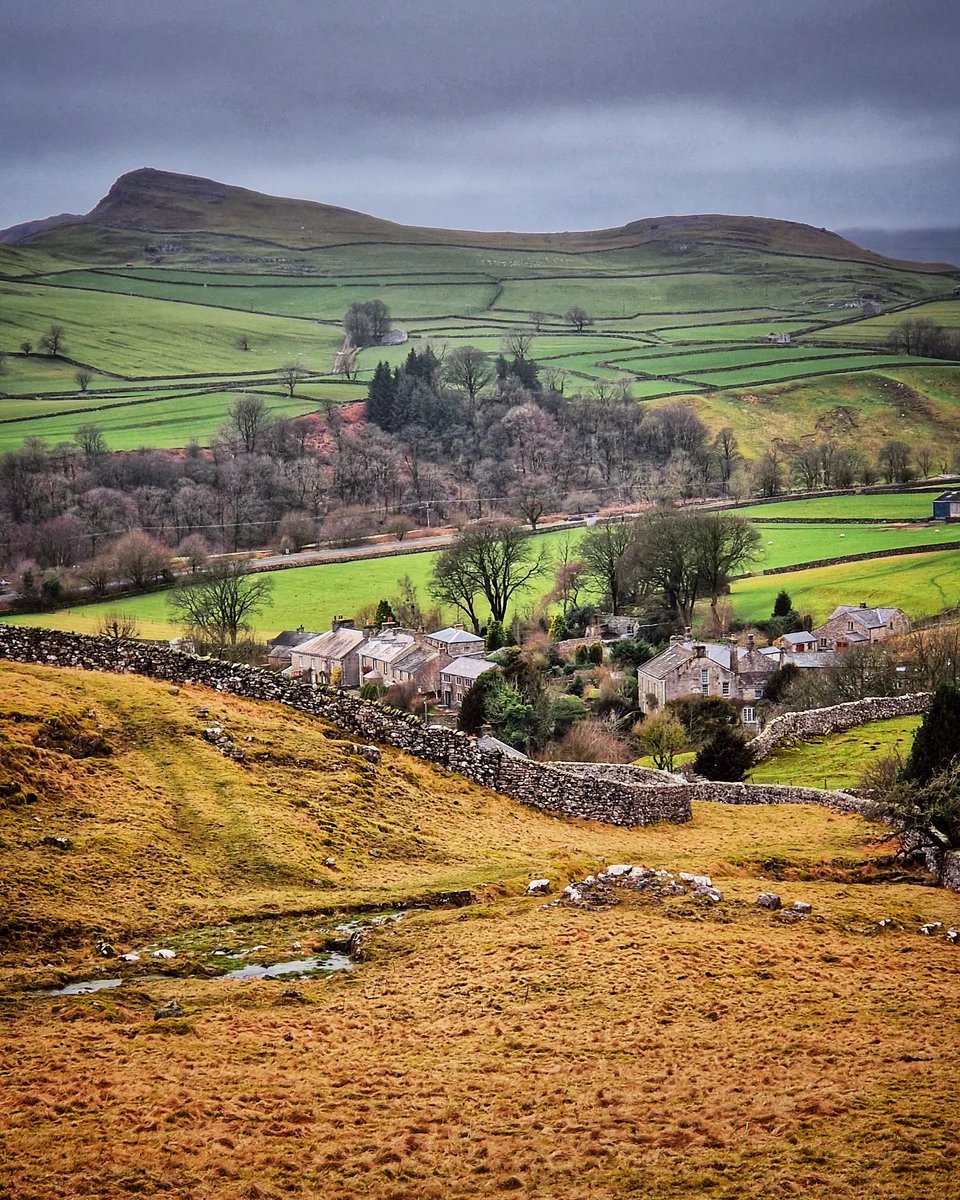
[638,636,781,726]
[811,604,910,651]
[289,618,367,686]
[440,655,497,710]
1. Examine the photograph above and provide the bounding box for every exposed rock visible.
[947,928,959,944]
[792,901,813,914]
[40,835,72,851]
[756,892,782,910]
[323,857,337,869]
[526,879,551,895]
[601,864,634,878]
[680,872,712,888]
[352,743,382,765]
[121,951,140,963]
[919,922,944,936]
[96,941,116,957]
[291,941,302,952]
[152,948,176,960]
[154,1000,185,1020]
[694,886,723,904]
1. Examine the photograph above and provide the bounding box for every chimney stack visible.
[747,633,755,652]
[860,601,867,609]
[693,643,706,658]
[332,615,355,632]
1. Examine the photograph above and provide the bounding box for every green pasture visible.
[606,345,878,377]
[492,274,877,320]
[680,368,960,458]
[0,281,344,375]
[748,716,920,790]
[748,521,960,571]
[0,384,360,453]
[3,528,586,641]
[734,491,944,521]
[729,548,960,624]
[811,300,960,344]
[654,320,821,342]
[7,519,960,642]
[686,355,922,388]
[28,272,500,320]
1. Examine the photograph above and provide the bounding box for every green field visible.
[0,384,363,453]
[747,521,960,569]
[2,187,958,450]
[748,716,920,790]
[735,490,944,521]
[730,548,960,623]
[812,299,960,344]
[7,518,960,641]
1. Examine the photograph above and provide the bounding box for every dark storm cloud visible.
[2,0,959,230]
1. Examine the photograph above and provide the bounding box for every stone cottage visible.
[811,603,910,652]
[289,618,367,687]
[440,655,498,710]
[638,635,781,726]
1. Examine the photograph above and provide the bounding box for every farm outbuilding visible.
[933,490,960,520]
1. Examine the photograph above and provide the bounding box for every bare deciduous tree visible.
[168,558,274,654]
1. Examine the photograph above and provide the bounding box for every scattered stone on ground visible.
[152,948,176,960]
[40,835,72,851]
[756,892,782,910]
[96,941,115,957]
[154,1000,185,1021]
[792,901,813,914]
[202,724,246,762]
[526,879,551,895]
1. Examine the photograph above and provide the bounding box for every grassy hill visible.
[2,659,960,1199]
[2,168,958,453]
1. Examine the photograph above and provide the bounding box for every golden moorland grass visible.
[1,661,959,1199]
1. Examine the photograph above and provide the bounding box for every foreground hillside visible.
[2,661,960,1199]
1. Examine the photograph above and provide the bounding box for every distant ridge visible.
[2,167,956,272]
[839,227,960,269]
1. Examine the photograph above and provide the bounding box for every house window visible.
[754,688,763,700]
[721,681,730,697]
[847,621,854,631]
[819,638,827,649]
[742,706,756,724]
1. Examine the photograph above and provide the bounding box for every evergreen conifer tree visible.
[693,724,755,781]
[365,361,396,430]
[901,683,960,784]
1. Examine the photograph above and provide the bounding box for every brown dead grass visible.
[2,894,959,1199]
[2,661,960,1198]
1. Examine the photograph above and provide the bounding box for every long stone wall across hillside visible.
[0,627,690,829]
[0,627,870,823]
[749,692,931,761]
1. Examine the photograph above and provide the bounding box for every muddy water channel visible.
[34,911,406,998]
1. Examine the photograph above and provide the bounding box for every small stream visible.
[33,912,405,998]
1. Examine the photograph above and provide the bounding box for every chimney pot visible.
[860,601,867,608]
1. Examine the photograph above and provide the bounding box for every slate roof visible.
[440,655,497,681]
[268,630,320,650]
[761,647,837,669]
[428,626,485,647]
[640,639,780,680]
[360,629,417,665]
[392,643,439,674]
[477,734,527,758]
[827,605,903,630]
[292,627,366,661]
[781,631,817,648]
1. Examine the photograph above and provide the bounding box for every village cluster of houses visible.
[268,617,497,709]
[268,601,910,725]
[638,603,910,726]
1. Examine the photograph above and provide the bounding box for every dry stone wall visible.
[0,627,690,828]
[0,627,872,824]
[749,693,931,762]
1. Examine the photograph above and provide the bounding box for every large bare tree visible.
[429,521,548,633]
[168,558,274,654]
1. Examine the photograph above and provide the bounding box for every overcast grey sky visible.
[2,0,958,232]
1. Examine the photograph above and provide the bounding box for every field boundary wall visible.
[0,626,879,826]
[749,692,931,761]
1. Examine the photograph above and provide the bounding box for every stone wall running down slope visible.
[0,627,870,824]
[749,692,931,762]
